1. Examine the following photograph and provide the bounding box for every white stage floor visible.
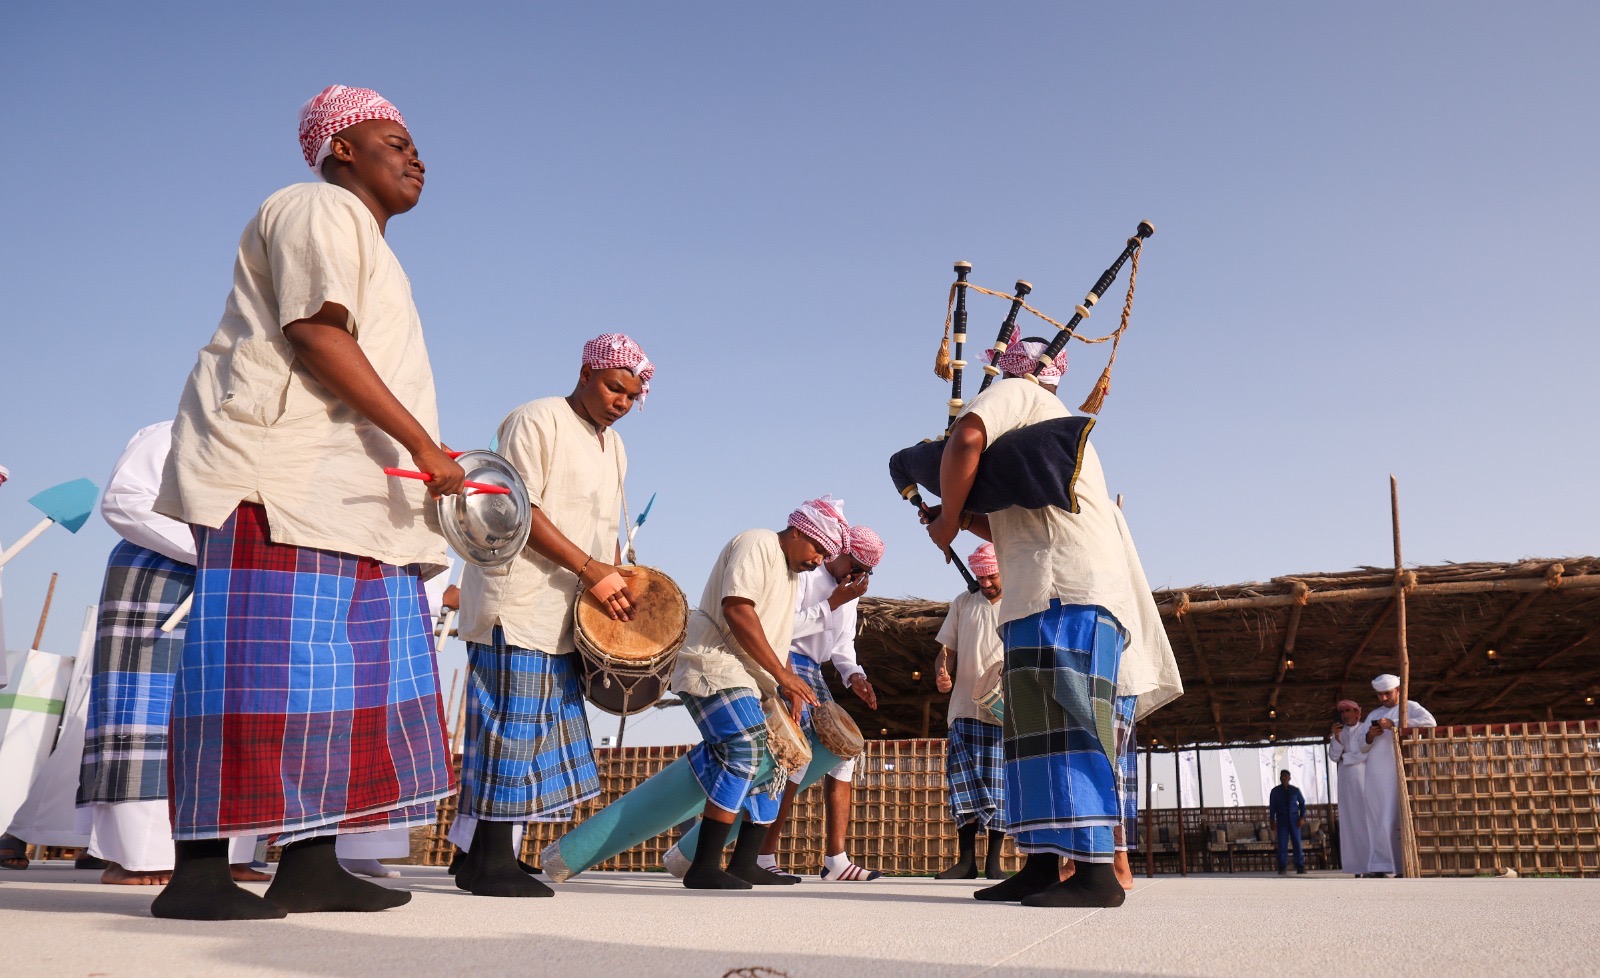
[1,863,1592,977]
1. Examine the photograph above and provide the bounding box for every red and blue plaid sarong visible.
[169,504,454,842]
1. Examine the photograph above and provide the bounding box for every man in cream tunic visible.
[451,333,651,898]
[151,85,461,921]
[666,500,842,889]
[927,334,1181,909]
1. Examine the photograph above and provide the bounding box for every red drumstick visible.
[383,467,511,495]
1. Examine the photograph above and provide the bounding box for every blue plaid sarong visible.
[170,503,454,842]
[77,541,194,806]
[681,687,781,824]
[947,717,1006,831]
[790,652,834,740]
[1000,601,1129,863]
[460,627,599,822]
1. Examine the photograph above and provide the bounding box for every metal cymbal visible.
[435,450,530,567]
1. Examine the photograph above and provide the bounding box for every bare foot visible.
[1113,851,1134,891]
[1059,860,1075,882]
[231,863,273,882]
[101,863,172,886]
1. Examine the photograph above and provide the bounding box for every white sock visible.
[756,853,779,871]
[824,851,850,874]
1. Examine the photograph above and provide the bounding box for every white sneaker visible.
[663,842,690,879]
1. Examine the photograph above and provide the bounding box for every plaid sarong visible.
[169,503,454,841]
[947,717,1006,831]
[790,651,833,740]
[682,687,780,824]
[460,628,599,822]
[77,541,194,806]
[1001,602,1126,863]
[1114,696,1138,851]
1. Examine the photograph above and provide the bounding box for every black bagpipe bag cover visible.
[887,415,1096,515]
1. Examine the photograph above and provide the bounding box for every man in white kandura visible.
[1327,697,1371,877]
[1356,674,1435,877]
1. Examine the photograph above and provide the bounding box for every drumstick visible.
[382,467,511,494]
[160,592,194,633]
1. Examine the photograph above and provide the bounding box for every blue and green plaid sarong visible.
[947,717,1006,831]
[78,541,194,806]
[460,627,600,822]
[789,651,833,739]
[1000,601,1129,863]
[681,687,781,824]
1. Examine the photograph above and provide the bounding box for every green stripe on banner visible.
[0,693,66,715]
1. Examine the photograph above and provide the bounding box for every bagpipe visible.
[888,222,1153,587]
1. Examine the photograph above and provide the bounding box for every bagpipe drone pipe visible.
[889,221,1153,585]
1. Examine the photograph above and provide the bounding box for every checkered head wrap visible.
[581,333,654,402]
[845,526,885,569]
[1336,699,1361,712]
[968,542,998,577]
[298,85,408,176]
[989,332,1064,383]
[787,496,849,560]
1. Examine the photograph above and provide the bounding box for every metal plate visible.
[434,450,531,567]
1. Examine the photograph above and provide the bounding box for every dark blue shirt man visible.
[1268,770,1308,875]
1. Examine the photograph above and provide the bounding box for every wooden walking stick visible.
[1391,476,1421,877]
[30,573,58,651]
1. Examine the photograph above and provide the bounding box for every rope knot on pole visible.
[1173,591,1191,619]
[1289,581,1310,606]
[1545,562,1566,589]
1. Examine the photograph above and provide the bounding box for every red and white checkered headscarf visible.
[298,85,408,176]
[845,526,885,569]
[989,332,1064,383]
[1336,699,1361,712]
[787,496,849,560]
[581,333,654,401]
[968,542,998,577]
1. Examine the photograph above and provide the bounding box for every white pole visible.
[0,518,54,569]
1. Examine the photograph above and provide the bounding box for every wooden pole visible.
[31,572,59,650]
[1157,570,1600,616]
[1143,748,1155,877]
[1390,475,1419,878]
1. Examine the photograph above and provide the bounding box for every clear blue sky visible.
[4,2,1598,733]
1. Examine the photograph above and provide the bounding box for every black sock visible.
[975,852,1059,902]
[460,820,551,898]
[265,836,412,912]
[937,823,980,879]
[726,817,798,885]
[151,840,285,920]
[682,816,750,890]
[983,830,1007,879]
[1022,860,1126,908]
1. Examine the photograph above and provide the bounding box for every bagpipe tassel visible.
[935,332,953,381]
[1079,363,1113,415]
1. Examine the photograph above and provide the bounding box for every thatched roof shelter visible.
[843,557,1600,746]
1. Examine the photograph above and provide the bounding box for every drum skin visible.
[574,566,687,665]
[813,701,865,757]
[764,698,813,775]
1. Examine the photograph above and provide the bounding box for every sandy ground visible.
[1,863,1595,977]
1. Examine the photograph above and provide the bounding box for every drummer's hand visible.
[935,666,953,694]
[441,584,460,612]
[828,572,870,610]
[848,673,878,710]
[927,510,960,554]
[413,443,465,497]
[777,669,819,723]
[582,561,637,621]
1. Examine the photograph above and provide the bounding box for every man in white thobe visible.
[1327,698,1370,876]
[1356,673,1436,876]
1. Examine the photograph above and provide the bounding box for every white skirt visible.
[334,827,412,860]
[78,802,256,872]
